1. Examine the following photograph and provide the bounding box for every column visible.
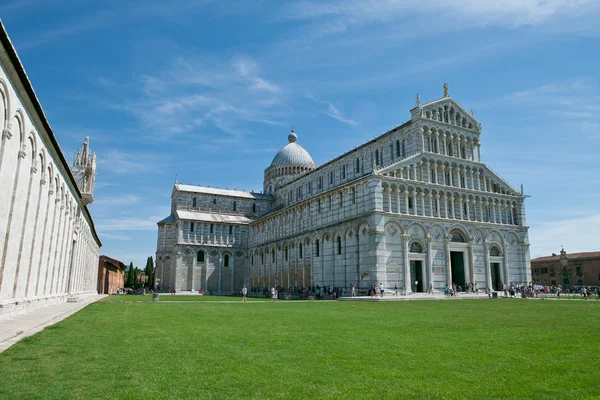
[402,234,411,294]
[492,201,497,223]
[411,164,416,180]
[404,188,409,214]
[420,191,425,216]
[466,198,471,220]
[433,165,438,184]
[459,196,464,220]
[502,241,509,285]
[412,190,418,215]
[396,189,401,214]
[468,239,475,285]
[443,134,447,156]
[435,194,441,217]
[445,238,451,286]
[475,171,480,191]
[443,193,448,218]
[450,196,455,219]
[428,193,433,217]
[511,205,516,225]
[484,238,492,291]
[387,188,392,212]
[426,237,433,290]
[448,166,453,186]
[477,144,481,162]
[218,255,223,292]
[478,199,483,222]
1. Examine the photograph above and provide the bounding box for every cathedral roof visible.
[176,210,253,224]
[175,184,273,200]
[269,131,317,168]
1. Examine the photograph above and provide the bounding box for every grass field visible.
[0,297,598,399]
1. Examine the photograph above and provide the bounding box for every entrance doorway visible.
[410,260,424,292]
[450,251,466,288]
[491,262,502,291]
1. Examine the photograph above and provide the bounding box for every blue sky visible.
[2,0,599,268]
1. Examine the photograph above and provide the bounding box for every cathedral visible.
[0,22,101,317]
[156,85,531,295]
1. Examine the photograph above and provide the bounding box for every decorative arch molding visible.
[11,108,25,144]
[429,223,446,242]
[408,237,426,253]
[470,227,485,245]
[488,241,504,256]
[27,130,37,159]
[486,229,504,244]
[504,232,520,247]
[0,78,11,130]
[344,227,355,239]
[447,223,470,242]
[384,221,403,238]
[406,222,426,238]
[357,221,370,237]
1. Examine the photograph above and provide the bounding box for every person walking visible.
[351,284,356,297]
[242,285,247,302]
[428,282,434,294]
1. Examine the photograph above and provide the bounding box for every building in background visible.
[97,256,125,294]
[531,249,600,289]
[156,85,531,294]
[0,21,101,318]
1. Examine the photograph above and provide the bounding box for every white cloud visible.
[529,214,600,258]
[111,55,285,140]
[97,150,163,175]
[285,0,599,31]
[306,93,358,126]
[95,216,159,232]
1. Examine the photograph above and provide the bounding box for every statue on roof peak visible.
[443,83,449,97]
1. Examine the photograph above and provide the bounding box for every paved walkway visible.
[0,294,106,353]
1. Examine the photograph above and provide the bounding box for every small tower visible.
[72,137,97,206]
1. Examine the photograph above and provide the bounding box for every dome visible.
[269,130,316,168]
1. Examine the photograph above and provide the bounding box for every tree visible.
[126,262,135,288]
[144,256,154,289]
[132,267,138,289]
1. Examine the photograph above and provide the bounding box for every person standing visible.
[271,287,276,302]
[379,282,384,297]
[242,285,247,302]
[394,284,398,297]
[428,282,434,294]
[351,284,356,297]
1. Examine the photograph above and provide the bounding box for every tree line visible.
[125,256,155,289]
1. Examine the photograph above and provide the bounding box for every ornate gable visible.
[411,85,481,133]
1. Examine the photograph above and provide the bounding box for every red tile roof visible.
[531,251,600,263]
[99,255,127,270]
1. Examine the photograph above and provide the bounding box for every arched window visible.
[285,246,288,261]
[299,243,303,259]
[490,246,501,257]
[271,249,275,262]
[450,230,466,243]
[315,240,320,257]
[410,242,423,253]
[337,236,342,255]
[224,254,230,267]
[197,251,205,263]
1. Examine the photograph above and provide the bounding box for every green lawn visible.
[0,299,598,399]
[100,294,272,302]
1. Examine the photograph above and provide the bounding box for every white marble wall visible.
[0,43,100,317]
